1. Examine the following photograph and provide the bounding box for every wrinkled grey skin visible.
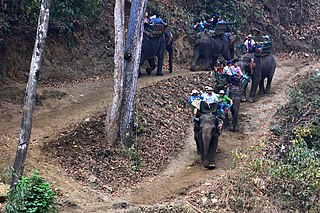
[194,113,219,169]
[140,33,166,76]
[238,53,276,102]
[190,34,231,71]
[225,85,242,132]
[141,30,174,76]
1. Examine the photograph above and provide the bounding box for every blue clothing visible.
[218,102,231,116]
[151,17,166,25]
[188,95,203,105]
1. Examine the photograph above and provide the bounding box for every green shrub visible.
[6,170,57,213]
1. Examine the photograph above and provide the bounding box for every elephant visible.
[238,53,276,102]
[226,32,237,59]
[140,30,174,76]
[190,33,231,71]
[194,113,220,169]
[224,85,242,132]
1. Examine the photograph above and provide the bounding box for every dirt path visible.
[0,60,319,212]
[111,59,320,209]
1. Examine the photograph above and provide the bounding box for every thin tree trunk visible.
[120,0,148,144]
[10,0,51,189]
[105,0,125,145]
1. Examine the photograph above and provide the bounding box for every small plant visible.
[6,170,57,213]
[127,144,141,173]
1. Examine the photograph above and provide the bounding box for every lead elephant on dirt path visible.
[140,30,174,76]
[238,53,276,102]
[190,33,231,71]
[194,113,220,169]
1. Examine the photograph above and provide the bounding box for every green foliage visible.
[212,71,320,212]
[6,170,57,213]
[262,127,320,210]
[0,0,103,46]
[127,144,141,173]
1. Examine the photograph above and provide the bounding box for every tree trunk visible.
[106,0,147,145]
[120,0,148,144]
[10,0,51,189]
[105,0,125,145]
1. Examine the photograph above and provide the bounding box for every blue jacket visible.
[151,17,166,25]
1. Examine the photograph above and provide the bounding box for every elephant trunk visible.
[202,127,212,161]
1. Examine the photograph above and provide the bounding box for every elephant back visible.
[144,24,167,38]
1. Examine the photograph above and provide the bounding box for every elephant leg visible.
[190,49,200,71]
[206,136,218,168]
[156,54,164,76]
[139,58,146,78]
[203,51,212,71]
[194,125,201,155]
[258,79,265,95]
[146,58,156,75]
[223,112,229,129]
[211,55,218,69]
[231,99,240,132]
[167,47,173,73]
[249,78,259,102]
[265,75,274,94]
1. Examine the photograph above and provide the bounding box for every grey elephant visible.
[224,85,242,132]
[145,30,174,74]
[140,32,166,76]
[238,53,276,102]
[194,113,220,169]
[190,33,231,71]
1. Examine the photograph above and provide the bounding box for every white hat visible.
[191,89,199,94]
[248,34,253,38]
[219,90,225,94]
[206,86,213,91]
[262,35,270,40]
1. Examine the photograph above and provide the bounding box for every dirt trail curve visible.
[0,60,319,212]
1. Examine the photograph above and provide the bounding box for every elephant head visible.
[197,113,219,169]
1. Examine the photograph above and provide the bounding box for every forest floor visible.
[0,58,319,212]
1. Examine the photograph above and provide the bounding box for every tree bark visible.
[10,0,51,189]
[120,0,147,144]
[105,0,125,145]
[106,0,147,145]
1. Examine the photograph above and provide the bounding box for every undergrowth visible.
[6,170,57,213]
[196,69,320,212]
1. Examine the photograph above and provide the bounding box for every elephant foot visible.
[146,67,152,75]
[258,90,264,95]
[204,162,216,169]
[156,72,164,76]
[247,97,254,103]
[190,66,196,71]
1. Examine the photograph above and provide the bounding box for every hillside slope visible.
[0,0,319,84]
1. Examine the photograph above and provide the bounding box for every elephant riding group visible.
[139,12,276,169]
[187,17,277,169]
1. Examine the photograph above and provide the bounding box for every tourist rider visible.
[202,86,218,107]
[243,34,256,53]
[193,19,205,33]
[203,87,223,133]
[217,15,226,24]
[151,13,167,25]
[188,89,203,116]
[217,90,233,116]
